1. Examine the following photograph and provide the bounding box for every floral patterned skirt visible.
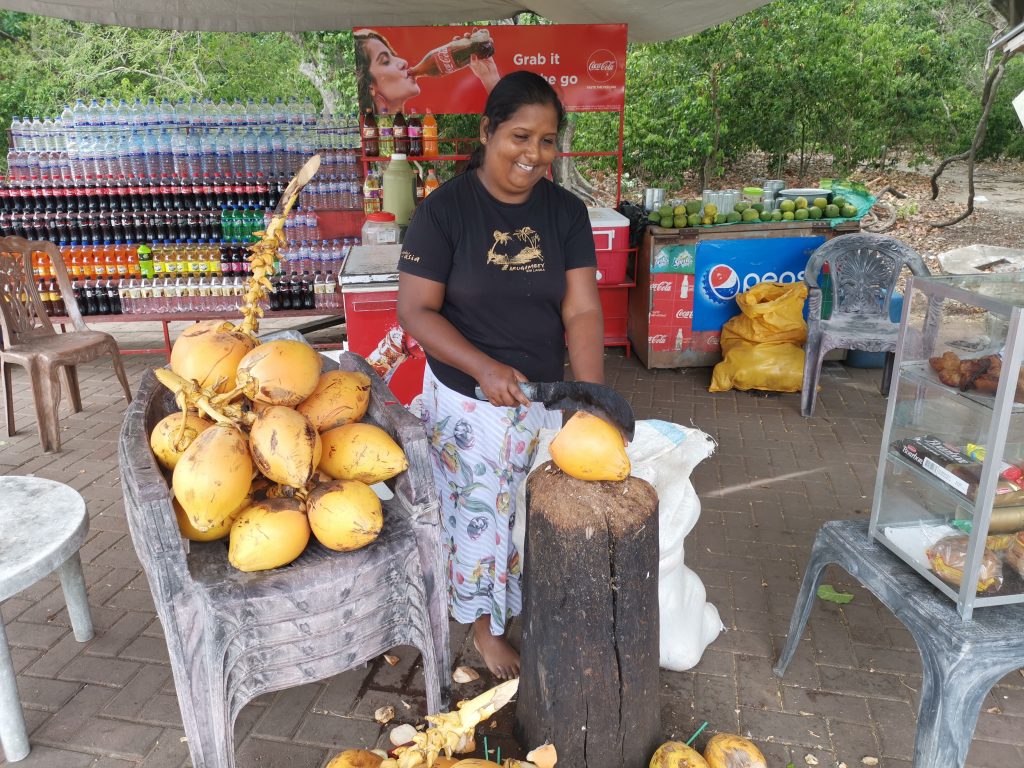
[420,364,561,636]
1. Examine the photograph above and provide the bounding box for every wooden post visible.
[515,461,661,768]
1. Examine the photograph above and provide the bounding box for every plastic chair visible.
[0,236,131,451]
[801,233,930,417]
[118,346,450,768]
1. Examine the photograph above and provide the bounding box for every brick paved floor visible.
[1,322,1023,767]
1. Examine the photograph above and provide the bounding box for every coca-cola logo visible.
[651,281,674,292]
[649,334,668,345]
[676,309,694,320]
[587,49,617,83]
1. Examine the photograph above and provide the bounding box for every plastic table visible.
[774,519,1024,768]
[0,476,93,762]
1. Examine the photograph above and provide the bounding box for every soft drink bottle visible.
[409,30,495,78]
[408,115,423,157]
[121,279,134,315]
[50,278,65,316]
[378,107,393,158]
[424,168,440,196]
[422,109,438,157]
[393,112,408,155]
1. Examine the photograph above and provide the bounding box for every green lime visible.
[659,204,674,219]
[673,204,687,217]
[825,204,840,218]
[752,202,764,213]
[726,211,742,223]
[782,211,795,221]
[832,196,848,209]
[841,204,858,218]
[715,213,728,224]
[687,213,700,227]
[759,209,773,221]
[685,200,702,215]
[808,206,823,220]
[813,197,828,209]
[794,208,809,221]
[794,196,808,210]
[734,201,751,213]
[704,203,719,218]
[741,208,759,222]
[780,199,795,213]
[770,210,783,221]
[648,212,661,225]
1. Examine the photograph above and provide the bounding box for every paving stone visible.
[738,707,829,749]
[293,711,383,750]
[233,736,327,768]
[88,610,156,657]
[965,737,1024,768]
[781,686,871,724]
[14,676,83,712]
[253,682,326,740]
[138,728,190,768]
[0,744,96,767]
[59,654,142,687]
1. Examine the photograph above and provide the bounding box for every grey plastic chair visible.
[118,347,449,768]
[801,232,930,417]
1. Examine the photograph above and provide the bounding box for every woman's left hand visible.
[468,54,500,93]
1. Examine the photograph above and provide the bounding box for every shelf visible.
[886,449,977,510]
[899,360,1024,415]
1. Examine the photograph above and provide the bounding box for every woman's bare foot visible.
[472,615,520,679]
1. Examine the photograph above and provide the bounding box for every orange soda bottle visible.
[115,243,128,278]
[68,245,83,279]
[103,242,117,278]
[422,109,438,156]
[81,244,96,279]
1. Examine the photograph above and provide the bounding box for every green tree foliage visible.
[1,3,1022,182]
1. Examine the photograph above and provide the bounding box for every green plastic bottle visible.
[820,262,833,320]
[137,243,154,280]
[382,153,416,227]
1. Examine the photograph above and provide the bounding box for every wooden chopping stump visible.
[514,461,661,768]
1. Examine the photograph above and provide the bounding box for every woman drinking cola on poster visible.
[354,28,501,115]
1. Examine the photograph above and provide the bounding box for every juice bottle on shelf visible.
[203,240,220,277]
[137,243,154,280]
[422,109,438,156]
[125,244,139,278]
[424,167,440,197]
[151,242,166,279]
[115,243,128,278]
[68,245,83,280]
[174,241,190,277]
[81,243,97,279]
[186,240,201,277]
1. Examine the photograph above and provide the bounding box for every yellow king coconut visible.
[326,750,385,768]
[249,406,322,488]
[650,741,711,768]
[235,339,322,407]
[150,412,214,470]
[307,480,384,552]
[320,423,408,484]
[173,494,248,543]
[173,423,253,532]
[548,411,630,481]
[169,320,256,394]
[702,734,767,768]
[228,497,311,572]
[297,370,372,432]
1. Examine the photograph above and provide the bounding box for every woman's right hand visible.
[476,361,531,407]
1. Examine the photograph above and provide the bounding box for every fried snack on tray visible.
[928,351,1021,399]
[1006,533,1024,578]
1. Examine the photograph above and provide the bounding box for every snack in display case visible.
[869,271,1024,619]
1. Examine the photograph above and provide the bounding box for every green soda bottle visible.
[137,243,154,280]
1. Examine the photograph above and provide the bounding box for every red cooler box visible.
[341,245,426,406]
[588,207,630,285]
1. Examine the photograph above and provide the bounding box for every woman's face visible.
[479,103,559,204]
[365,37,420,111]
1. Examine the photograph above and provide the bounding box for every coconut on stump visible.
[515,461,661,768]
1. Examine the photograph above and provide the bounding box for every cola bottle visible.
[409,29,495,78]
[362,108,378,157]
[83,280,99,315]
[71,280,86,314]
[393,112,409,155]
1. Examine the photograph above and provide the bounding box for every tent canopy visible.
[0,0,773,43]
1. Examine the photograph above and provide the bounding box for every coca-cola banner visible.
[352,24,627,114]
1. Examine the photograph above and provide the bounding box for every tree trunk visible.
[929,47,1015,227]
[701,65,722,188]
[554,117,600,206]
[515,463,661,768]
[288,32,342,115]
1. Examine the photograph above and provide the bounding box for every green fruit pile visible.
[646,193,859,229]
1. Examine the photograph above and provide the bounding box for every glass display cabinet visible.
[870,272,1024,619]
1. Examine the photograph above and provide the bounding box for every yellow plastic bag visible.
[710,282,808,393]
[721,281,808,347]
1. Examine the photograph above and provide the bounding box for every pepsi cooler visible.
[629,220,858,368]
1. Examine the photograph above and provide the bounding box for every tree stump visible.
[515,461,661,768]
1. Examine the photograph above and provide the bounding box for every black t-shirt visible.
[398,171,596,398]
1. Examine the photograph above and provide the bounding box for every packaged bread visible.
[925,535,1003,593]
[1005,533,1024,578]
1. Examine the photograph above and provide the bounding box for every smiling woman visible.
[395,71,606,681]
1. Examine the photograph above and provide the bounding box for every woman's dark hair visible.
[354,29,394,115]
[465,70,566,172]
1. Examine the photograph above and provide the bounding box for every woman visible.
[355,29,500,115]
[397,71,604,679]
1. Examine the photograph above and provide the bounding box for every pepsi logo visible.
[587,50,617,83]
[701,264,740,304]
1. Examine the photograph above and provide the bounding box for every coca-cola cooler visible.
[341,244,426,406]
[629,221,858,368]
